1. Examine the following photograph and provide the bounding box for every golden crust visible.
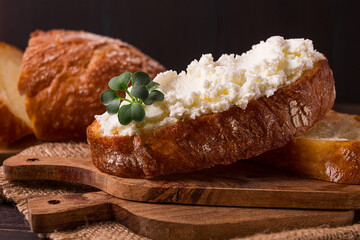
[87,59,335,179]
[0,97,32,146]
[18,30,165,141]
[252,111,360,184]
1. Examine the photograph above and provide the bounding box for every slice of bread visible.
[87,59,335,179]
[252,111,360,184]
[0,42,33,146]
[18,30,165,141]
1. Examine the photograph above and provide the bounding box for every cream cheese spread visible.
[95,36,325,136]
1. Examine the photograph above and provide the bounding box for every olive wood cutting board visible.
[5,155,360,209]
[27,191,354,240]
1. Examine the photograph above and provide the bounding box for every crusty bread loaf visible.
[251,111,360,184]
[0,42,33,146]
[87,59,335,179]
[18,30,165,141]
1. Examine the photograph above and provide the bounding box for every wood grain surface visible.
[4,155,360,209]
[27,191,354,240]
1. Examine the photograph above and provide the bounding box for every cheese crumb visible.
[96,36,325,136]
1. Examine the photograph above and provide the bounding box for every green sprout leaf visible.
[149,90,164,101]
[132,71,151,86]
[101,89,118,105]
[131,86,149,100]
[101,71,164,125]
[142,98,154,105]
[131,103,145,122]
[118,104,132,125]
[143,90,164,105]
[109,72,131,91]
[106,99,121,115]
[145,81,160,91]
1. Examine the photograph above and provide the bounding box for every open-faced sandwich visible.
[87,36,335,179]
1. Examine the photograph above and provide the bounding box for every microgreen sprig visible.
[101,71,164,125]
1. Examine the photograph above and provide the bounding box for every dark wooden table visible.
[0,103,359,240]
[0,202,40,239]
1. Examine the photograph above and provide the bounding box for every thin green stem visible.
[124,88,135,101]
[134,97,142,104]
[118,97,131,103]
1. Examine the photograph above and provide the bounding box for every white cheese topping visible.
[95,36,325,136]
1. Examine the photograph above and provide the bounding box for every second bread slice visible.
[252,111,360,184]
[0,42,33,145]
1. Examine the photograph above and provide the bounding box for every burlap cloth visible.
[1,143,360,240]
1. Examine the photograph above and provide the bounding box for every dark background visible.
[0,0,359,104]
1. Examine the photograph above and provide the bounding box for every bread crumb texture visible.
[300,111,360,140]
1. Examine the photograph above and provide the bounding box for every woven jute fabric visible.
[1,142,360,240]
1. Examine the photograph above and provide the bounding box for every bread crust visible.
[252,111,360,184]
[87,59,335,179]
[18,30,165,141]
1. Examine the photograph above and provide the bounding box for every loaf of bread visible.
[251,111,360,184]
[87,59,335,179]
[18,30,165,141]
[0,42,33,145]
